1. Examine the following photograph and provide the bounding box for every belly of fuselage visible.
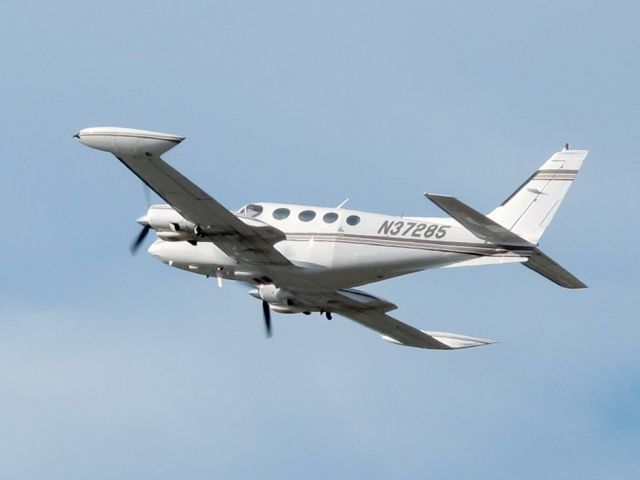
[150,236,468,289]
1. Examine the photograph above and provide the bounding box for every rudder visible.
[488,147,588,244]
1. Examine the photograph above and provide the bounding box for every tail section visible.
[488,147,588,244]
[426,193,587,288]
[524,249,587,288]
[426,146,588,289]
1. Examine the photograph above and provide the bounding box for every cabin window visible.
[239,204,263,218]
[323,212,338,224]
[298,210,316,222]
[273,208,291,220]
[346,215,361,226]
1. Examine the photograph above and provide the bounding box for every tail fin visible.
[488,147,588,244]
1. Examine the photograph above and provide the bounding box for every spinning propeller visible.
[130,218,151,255]
[130,184,153,255]
[262,300,272,337]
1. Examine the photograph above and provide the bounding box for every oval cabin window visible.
[323,212,339,224]
[298,210,317,222]
[346,215,361,226]
[273,208,291,220]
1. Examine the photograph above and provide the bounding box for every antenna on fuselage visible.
[336,198,349,209]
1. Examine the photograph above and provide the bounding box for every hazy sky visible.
[1,1,639,478]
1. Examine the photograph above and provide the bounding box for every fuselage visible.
[147,202,512,290]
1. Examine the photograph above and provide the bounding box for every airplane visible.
[74,127,587,350]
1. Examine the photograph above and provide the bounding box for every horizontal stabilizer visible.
[443,256,527,269]
[426,193,533,247]
[425,194,586,289]
[525,249,587,289]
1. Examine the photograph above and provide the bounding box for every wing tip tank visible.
[424,331,496,349]
[74,126,185,157]
[382,331,496,350]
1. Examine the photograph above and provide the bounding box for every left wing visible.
[296,289,494,350]
[75,127,292,267]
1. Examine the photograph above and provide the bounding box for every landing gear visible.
[320,310,332,320]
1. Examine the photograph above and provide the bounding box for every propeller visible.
[130,184,153,255]
[130,221,151,255]
[262,300,272,337]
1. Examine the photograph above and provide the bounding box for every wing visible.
[295,288,494,350]
[75,127,292,267]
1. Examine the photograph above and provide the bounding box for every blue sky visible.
[1,1,639,478]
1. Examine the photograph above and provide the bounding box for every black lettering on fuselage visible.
[377,220,394,235]
[376,219,450,239]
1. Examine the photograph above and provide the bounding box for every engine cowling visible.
[250,285,308,314]
[145,204,198,241]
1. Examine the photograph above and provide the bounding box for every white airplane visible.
[75,127,587,350]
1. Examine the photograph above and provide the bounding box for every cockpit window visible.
[298,210,316,222]
[346,215,361,226]
[273,208,291,220]
[238,204,263,218]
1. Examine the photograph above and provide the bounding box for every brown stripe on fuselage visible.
[284,232,530,256]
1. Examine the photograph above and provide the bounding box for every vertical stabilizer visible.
[488,148,588,244]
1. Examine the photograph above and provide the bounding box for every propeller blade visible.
[130,225,150,255]
[262,300,272,337]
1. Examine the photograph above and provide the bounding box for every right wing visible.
[75,127,292,267]
[296,288,494,350]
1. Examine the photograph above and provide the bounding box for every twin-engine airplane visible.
[75,127,587,350]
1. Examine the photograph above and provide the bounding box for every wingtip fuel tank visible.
[74,127,185,157]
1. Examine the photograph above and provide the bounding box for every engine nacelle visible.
[257,284,293,305]
[269,305,308,314]
[250,285,309,314]
[145,204,198,241]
